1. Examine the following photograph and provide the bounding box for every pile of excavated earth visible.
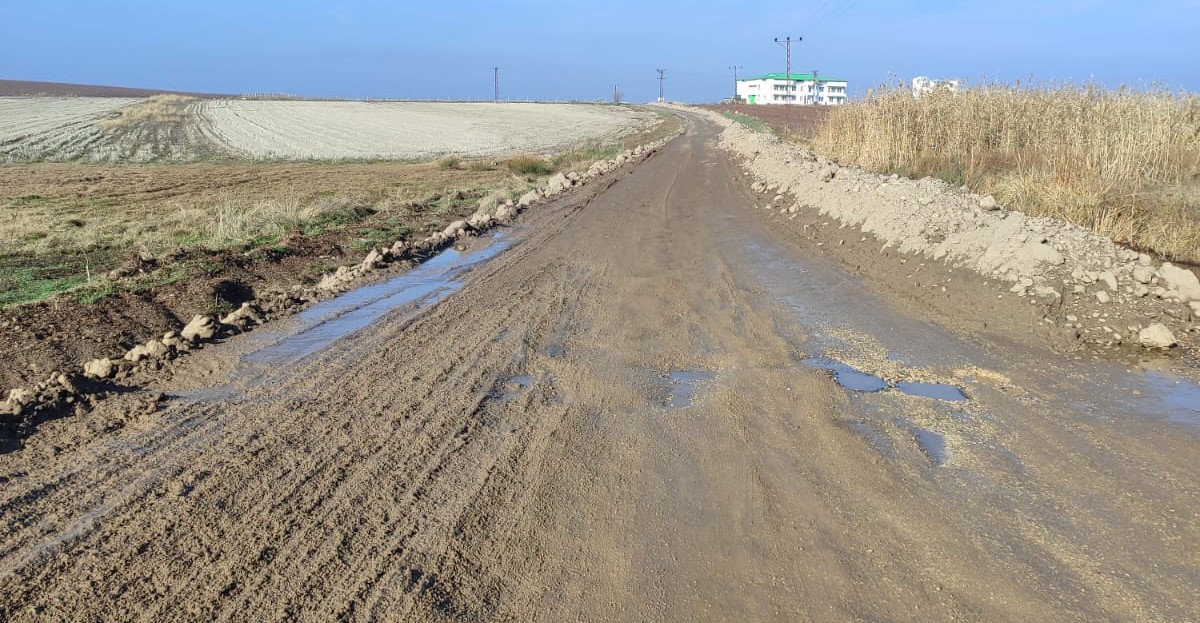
[691,106,1200,357]
[0,137,677,439]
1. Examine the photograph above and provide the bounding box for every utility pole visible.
[493,67,500,103]
[728,65,742,101]
[774,36,802,105]
[656,69,666,102]
[812,69,819,105]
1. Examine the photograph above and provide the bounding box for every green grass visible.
[721,112,770,133]
[0,267,87,307]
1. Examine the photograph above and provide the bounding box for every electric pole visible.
[813,69,819,105]
[656,69,666,102]
[729,65,742,101]
[774,36,802,105]
[493,67,500,103]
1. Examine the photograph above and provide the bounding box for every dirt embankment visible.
[686,106,1200,365]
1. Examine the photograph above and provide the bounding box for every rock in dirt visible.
[181,315,218,342]
[1132,265,1157,285]
[1158,263,1200,302]
[1138,323,1177,349]
[979,195,1000,210]
[546,173,573,194]
[83,357,116,379]
[518,190,540,207]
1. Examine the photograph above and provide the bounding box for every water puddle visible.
[894,381,968,403]
[245,235,509,367]
[664,370,716,409]
[1141,372,1200,431]
[804,358,888,392]
[804,358,967,402]
[912,427,949,465]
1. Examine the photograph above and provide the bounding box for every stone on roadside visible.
[1158,263,1200,302]
[1138,323,1177,349]
[83,357,115,379]
[1097,271,1118,291]
[1095,291,1111,304]
[979,195,999,210]
[181,315,218,343]
[518,190,540,207]
[1132,265,1156,285]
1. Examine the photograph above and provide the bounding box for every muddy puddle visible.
[803,358,967,402]
[663,370,716,409]
[245,235,509,367]
[734,232,1200,440]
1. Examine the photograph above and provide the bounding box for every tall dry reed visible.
[813,83,1200,262]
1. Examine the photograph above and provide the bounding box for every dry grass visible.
[812,83,1200,262]
[99,94,196,131]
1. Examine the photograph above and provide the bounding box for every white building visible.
[735,73,849,106]
[912,76,962,98]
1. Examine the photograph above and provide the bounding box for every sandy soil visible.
[0,112,1197,621]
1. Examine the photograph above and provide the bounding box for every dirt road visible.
[2,113,1198,621]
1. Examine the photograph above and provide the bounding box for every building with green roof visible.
[735,72,848,105]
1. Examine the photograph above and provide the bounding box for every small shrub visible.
[505,155,554,176]
[437,156,461,170]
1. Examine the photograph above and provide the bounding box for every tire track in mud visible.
[1,112,1198,622]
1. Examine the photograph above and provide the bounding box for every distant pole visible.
[656,69,666,102]
[493,67,500,102]
[774,36,802,105]
[813,68,819,105]
[729,65,742,101]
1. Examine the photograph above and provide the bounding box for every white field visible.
[195,101,658,160]
[0,97,138,161]
[1,97,660,162]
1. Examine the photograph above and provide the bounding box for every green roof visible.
[747,73,844,83]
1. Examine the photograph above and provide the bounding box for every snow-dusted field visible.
[0,97,660,162]
[0,97,138,161]
[195,100,658,160]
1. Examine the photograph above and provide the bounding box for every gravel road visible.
[1,112,1197,622]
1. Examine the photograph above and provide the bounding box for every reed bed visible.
[813,83,1200,262]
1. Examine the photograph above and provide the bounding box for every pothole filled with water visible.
[664,370,716,409]
[803,357,968,403]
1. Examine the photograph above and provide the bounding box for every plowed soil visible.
[1,112,1197,622]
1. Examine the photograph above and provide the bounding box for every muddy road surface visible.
[2,113,1198,621]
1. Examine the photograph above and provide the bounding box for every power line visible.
[774,36,802,105]
[656,68,666,102]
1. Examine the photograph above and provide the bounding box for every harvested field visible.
[1,98,659,163]
[0,97,139,161]
[195,100,659,160]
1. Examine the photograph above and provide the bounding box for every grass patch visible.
[0,266,87,307]
[437,156,462,170]
[721,111,770,133]
[812,82,1200,263]
[505,155,555,176]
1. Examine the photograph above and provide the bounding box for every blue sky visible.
[3,1,1197,101]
